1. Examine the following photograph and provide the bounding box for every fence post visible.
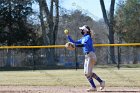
[75,48,78,70]
[117,46,121,70]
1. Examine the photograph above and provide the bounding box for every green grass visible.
[0,68,140,87]
[121,64,140,68]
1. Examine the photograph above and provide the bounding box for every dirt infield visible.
[0,86,140,93]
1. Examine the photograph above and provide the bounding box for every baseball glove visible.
[65,42,75,50]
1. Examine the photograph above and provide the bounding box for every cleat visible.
[100,81,105,90]
[86,87,97,92]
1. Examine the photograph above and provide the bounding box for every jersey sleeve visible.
[67,35,82,44]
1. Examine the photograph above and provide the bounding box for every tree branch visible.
[109,0,115,27]
[100,0,109,26]
[53,0,59,44]
[41,0,50,17]
[50,0,53,19]
[38,0,49,45]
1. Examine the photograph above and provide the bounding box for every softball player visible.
[65,25,105,92]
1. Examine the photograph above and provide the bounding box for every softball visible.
[64,29,69,35]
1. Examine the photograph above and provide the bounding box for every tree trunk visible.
[38,0,59,66]
[108,27,115,64]
[38,0,50,65]
[109,0,116,64]
[6,1,12,67]
[38,0,48,45]
[100,0,116,64]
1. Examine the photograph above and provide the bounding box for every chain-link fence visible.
[0,44,140,70]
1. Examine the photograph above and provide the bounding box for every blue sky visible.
[61,0,120,20]
[32,0,120,21]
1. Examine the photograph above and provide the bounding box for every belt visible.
[85,52,90,55]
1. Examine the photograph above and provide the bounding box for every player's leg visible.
[92,73,103,83]
[84,54,97,92]
[92,72,105,90]
[89,52,105,90]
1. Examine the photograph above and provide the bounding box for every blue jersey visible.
[67,34,95,54]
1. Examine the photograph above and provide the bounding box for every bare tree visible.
[38,0,59,65]
[100,0,116,64]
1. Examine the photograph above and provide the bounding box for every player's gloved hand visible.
[65,42,75,50]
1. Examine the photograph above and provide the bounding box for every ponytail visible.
[87,30,95,39]
[84,25,95,39]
